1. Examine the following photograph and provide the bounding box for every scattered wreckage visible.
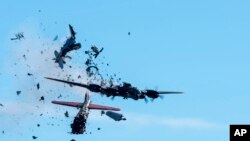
[11,32,24,40]
[8,23,182,137]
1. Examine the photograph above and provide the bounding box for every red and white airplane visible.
[52,93,120,134]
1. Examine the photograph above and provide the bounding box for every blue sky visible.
[1,0,250,141]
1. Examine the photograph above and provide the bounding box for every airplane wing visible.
[52,101,120,111]
[69,24,76,38]
[89,103,120,111]
[45,77,89,89]
[52,101,82,108]
[158,91,183,94]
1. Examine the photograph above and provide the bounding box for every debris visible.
[64,111,69,118]
[39,96,44,101]
[53,25,81,69]
[37,124,40,127]
[86,66,99,77]
[27,73,33,76]
[97,128,101,130]
[101,110,105,116]
[32,136,38,139]
[22,54,26,60]
[53,35,58,41]
[2,130,4,134]
[0,103,3,107]
[16,91,21,95]
[11,32,24,40]
[105,111,126,121]
[57,94,62,99]
[90,46,104,58]
[70,139,76,141]
[36,83,40,90]
[128,32,131,35]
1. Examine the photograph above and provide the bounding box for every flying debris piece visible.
[53,35,58,41]
[2,130,4,134]
[32,136,38,139]
[22,54,26,60]
[0,103,3,107]
[85,59,92,66]
[64,111,69,118]
[57,94,62,99]
[11,32,24,40]
[36,83,40,90]
[37,124,40,127]
[128,32,131,35]
[16,91,21,95]
[105,111,126,121]
[27,73,33,76]
[52,93,120,134]
[97,128,101,130]
[91,46,104,58]
[53,24,81,69]
[70,139,76,141]
[101,110,105,116]
[39,96,44,101]
[86,65,99,77]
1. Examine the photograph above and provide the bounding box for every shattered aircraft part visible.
[105,111,126,121]
[53,24,81,69]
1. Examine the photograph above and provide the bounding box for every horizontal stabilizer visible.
[89,104,120,111]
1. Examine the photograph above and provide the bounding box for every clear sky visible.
[1,0,250,141]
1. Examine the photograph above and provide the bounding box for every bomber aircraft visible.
[45,77,183,102]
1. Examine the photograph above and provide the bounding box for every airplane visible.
[45,77,183,102]
[53,24,81,69]
[52,93,120,134]
[11,33,24,40]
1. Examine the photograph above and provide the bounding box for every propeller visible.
[144,97,149,103]
[111,96,115,101]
